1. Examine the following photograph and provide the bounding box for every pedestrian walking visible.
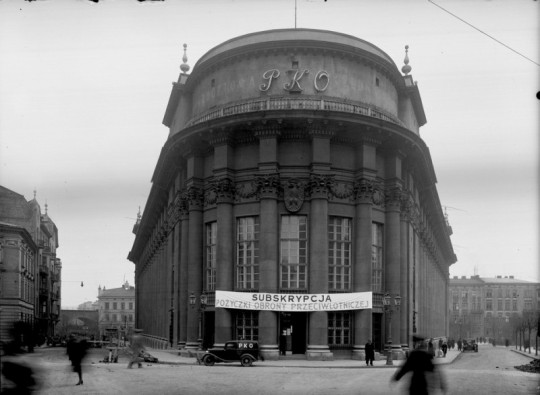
[457,339,462,351]
[365,339,375,366]
[66,334,88,386]
[391,335,446,395]
[127,329,146,369]
[441,342,448,357]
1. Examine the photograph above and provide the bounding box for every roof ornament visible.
[45,202,48,214]
[33,189,37,199]
[401,45,412,75]
[180,43,190,73]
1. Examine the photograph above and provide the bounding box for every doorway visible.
[279,312,307,354]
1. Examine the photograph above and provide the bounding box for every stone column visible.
[306,127,333,361]
[384,153,404,360]
[352,178,374,360]
[255,126,280,361]
[178,192,189,349]
[214,178,234,346]
[211,133,235,346]
[399,194,410,351]
[352,138,378,360]
[185,181,204,351]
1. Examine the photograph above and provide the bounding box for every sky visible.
[0,0,538,309]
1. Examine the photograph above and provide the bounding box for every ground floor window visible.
[235,311,258,341]
[328,311,352,347]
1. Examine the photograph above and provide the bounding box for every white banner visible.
[214,291,372,312]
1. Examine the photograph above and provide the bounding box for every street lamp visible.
[383,293,401,365]
[189,292,208,348]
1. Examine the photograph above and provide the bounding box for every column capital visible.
[308,173,333,199]
[208,129,233,147]
[186,186,204,211]
[255,173,280,199]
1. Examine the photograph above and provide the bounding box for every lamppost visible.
[383,292,401,365]
[189,291,207,348]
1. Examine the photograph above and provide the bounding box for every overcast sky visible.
[0,0,538,308]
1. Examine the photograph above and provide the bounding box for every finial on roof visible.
[33,189,37,199]
[401,45,412,75]
[45,201,48,214]
[180,43,190,73]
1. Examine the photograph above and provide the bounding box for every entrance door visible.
[202,311,215,349]
[280,312,307,354]
[373,313,383,352]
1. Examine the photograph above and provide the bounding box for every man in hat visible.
[127,329,146,369]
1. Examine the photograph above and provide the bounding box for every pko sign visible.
[259,69,330,93]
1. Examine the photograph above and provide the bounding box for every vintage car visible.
[462,339,478,352]
[201,340,259,367]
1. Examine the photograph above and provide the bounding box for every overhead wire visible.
[427,0,539,67]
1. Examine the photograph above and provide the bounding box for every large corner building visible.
[128,29,456,360]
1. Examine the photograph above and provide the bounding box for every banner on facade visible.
[215,291,372,312]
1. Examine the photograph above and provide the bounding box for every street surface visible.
[1,344,538,395]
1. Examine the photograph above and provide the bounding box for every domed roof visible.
[192,28,399,76]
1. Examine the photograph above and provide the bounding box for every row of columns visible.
[158,128,419,359]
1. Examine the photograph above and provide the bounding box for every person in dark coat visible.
[441,342,448,357]
[128,329,146,368]
[392,336,446,395]
[66,334,88,386]
[365,339,375,366]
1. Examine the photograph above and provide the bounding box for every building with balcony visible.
[128,29,456,360]
[97,281,135,341]
[449,275,540,343]
[0,185,62,345]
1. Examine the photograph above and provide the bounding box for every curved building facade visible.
[128,29,456,360]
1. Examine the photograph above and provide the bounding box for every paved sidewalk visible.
[145,348,461,368]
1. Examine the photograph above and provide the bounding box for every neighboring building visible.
[97,281,135,340]
[78,300,99,310]
[0,185,62,345]
[449,275,540,343]
[128,29,456,360]
[57,309,99,339]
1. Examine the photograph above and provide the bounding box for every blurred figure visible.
[127,329,146,369]
[365,339,375,366]
[66,334,89,385]
[441,342,448,357]
[392,336,446,395]
[1,341,38,394]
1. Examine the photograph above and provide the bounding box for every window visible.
[280,216,307,290]
[113,302,117,310]
[505,288,510,297]
[486,299,492,310]
[206,222,217,291]
[129,302,133,310]
[236,217,259,290]
[486,288,492,298]
[328,312,352,346]
[371,223,384,292]
[328,217,351,291]
[121,302,125,310]
[504,299,510,311]
[235,311,258,341]
[512,289,518,298]
[129,314,133,322]
[105,302,110,310]
[497,299,503,311]
[524,300,532,310]
[512,300,517,311]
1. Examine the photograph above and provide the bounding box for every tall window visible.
[486,299,492,310]
[206,222,217,291]
[371,223,384,292]
[280,216,307,290]
[328,217,351,291]
[113,302,117,310]
[236,217,259,290]
[328,312,352,346]
[235,311,258,341]
[504,299,510,311]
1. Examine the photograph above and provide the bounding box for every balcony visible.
[39,287,49,297]
[39,265,49,275]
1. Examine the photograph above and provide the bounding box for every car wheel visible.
[203,355,215,366]
[240,355,253,367]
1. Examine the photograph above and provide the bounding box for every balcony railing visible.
[185,96,406,129]
[39,265,48,275]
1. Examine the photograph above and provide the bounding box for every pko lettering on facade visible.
[259,69,330,92]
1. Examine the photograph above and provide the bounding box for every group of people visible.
[63,328,147,386]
